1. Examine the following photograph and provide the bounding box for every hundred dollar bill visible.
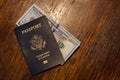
[16,4,81,63]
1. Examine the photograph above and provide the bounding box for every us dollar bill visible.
[16,4,81,63]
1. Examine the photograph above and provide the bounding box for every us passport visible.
[14,16,64,75]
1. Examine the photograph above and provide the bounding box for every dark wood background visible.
[0,0,120,80]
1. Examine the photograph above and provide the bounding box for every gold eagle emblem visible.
[30,35,46,50]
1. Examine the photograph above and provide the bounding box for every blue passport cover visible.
[14,16,64,75]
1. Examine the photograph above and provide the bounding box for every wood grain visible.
[0,0,120,80]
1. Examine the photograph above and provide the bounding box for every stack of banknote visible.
[16,4,81,64]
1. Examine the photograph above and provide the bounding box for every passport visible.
[14,16,64,75]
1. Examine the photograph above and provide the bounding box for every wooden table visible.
[0,0,120,80]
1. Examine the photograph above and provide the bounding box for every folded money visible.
[16,4,81,64]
